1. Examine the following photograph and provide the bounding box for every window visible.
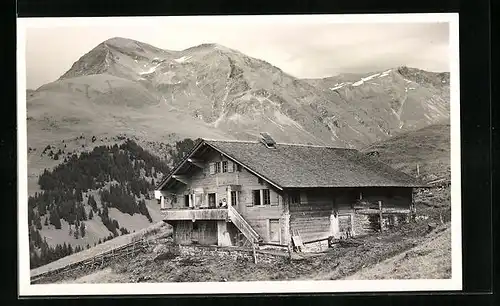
[252,190,261,206]
[192,222,199,231]
[172,196,177,204]
[215,162,221,173]
[289,192,300,205]
[209,163,215,174]
[184,195,190,207]
[222,161,228,173]
[236,164,242,172]
[231,191,238,206]
[263,189,270,205]
[208,193,216,208]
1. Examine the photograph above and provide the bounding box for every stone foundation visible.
[178,244,288,264]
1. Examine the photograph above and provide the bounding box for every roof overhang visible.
[204,142,283,191]
[155,139,206,190]
[282,185,427,189]
[155,140,283,192]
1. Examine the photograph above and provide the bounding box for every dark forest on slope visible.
[28,138,200,269]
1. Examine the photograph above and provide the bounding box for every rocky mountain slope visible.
[25,37,451,268]
[28,37,450,150]
[304,66,449,145]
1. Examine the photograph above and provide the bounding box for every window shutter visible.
[228,161,234,172]
[271,192,279,206]
[209,163,215,174]
[248,191,255,206]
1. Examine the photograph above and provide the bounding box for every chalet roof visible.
[157,139,426,190]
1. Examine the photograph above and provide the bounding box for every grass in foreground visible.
[52,214,450,283]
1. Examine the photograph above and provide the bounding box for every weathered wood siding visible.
[164,145,413,245]
[352,187,413,236]
[165,149,286,244]
[234,169,285,243]
[357,187,413,209]
[172,220,218,245]
[289,189,334,242]
[287,187,413,241]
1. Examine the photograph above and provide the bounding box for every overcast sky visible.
[24,19,450,89]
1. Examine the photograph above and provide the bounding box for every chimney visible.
[259,132,276,149]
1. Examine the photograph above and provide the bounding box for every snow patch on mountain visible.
[140,63,162,75]
[329,82,346,91]
[352,80,364,87]
[363,73,380,81]
[352,73,381,87]
[379,69,392,77]
[174,56,191,63]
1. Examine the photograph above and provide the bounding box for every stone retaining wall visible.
[179,244,288,264]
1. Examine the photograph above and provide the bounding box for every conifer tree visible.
[34,213,42,230]
[80,222,86,238]
[49,209,62,229]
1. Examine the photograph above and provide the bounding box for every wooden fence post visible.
[378,200,383,232]
[252,242,257,264]
[287,242,293,262]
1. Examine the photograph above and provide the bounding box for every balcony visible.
[161,208,229,221]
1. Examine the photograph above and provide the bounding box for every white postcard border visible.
[17,13,461,296]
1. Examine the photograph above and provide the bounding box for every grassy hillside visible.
[362,123,450,182]
[31,221,170,278]
[41,217,450,283]
[28,138,199,269]
[346,224,451,279]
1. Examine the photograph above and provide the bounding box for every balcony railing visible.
[161,208,229,221]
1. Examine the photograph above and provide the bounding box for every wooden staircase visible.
[228,206,263,244]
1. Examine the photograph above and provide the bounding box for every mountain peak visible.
[183,42,236,54]
[103,36,135,45]
[396,66,450,86]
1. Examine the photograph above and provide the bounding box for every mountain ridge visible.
[26,37,451,267]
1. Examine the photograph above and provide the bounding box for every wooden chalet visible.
[155,133,426,251]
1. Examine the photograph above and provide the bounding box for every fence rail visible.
[31,238,156,284]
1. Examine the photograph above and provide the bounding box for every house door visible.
[330,212,340,239]
[208,193,216,208]
[269,219,280,243]
[338,215,353,239]
[330,197,340,238]
[191,222,199,243]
